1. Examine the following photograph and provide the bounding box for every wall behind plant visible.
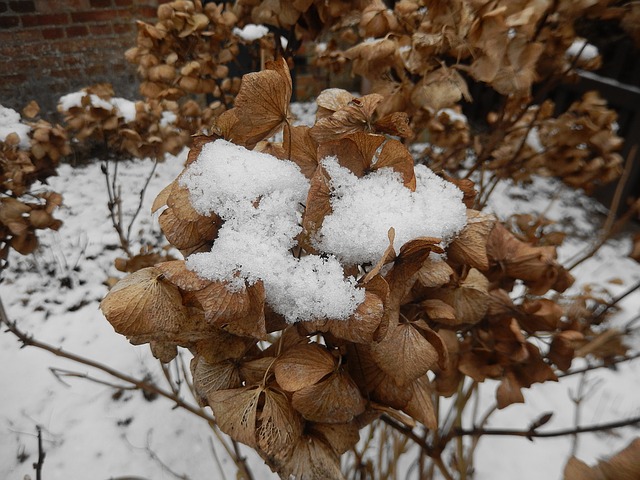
[0,0,170,116]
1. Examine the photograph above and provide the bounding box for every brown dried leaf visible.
[256,388,304,464]
[411,67,471,111]
[403,375,437,429]
[429,268,490,326]
[496,370,525,409]
[292,370,366,423]
[310,94,384,142]
[233,57,292,147]
[208,386,261,447]
[370,320,439,386]
[316,88,354,119]
[374,112,413,138]
[301,165,332,251]
[308,421,360,455]
[283,125,318,179]
[274,343,336,392]
[100,267,205,344]
[192,355,242,400]
[279,434,345,480]
[386,238,444,309]
[447,210,497,270]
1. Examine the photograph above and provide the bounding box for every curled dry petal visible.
[428,268,490,326]
[308,422,360,455]
[315,88,355,119]
[278,434,345,480]
[370,320,439,386]
[100,267,206,345]
[403,375,437,429]
[292,370,366,423]
[318,132,416,189]
[256,388,304,465]
[192,355,242,400]
[274,343,336,392]
[447,209,497,270]
[310,94,384,142]
[232,57,292,148]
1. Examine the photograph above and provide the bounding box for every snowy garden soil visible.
[1,103,639,479]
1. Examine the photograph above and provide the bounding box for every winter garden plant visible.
[2,0,640,478]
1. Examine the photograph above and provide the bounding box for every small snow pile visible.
[437,108,467,124]
[59,91,138,123]
[160,110,177,127]
[233,24,269,41]
[316,157,467,265]
[109,97,137,123]
[526,127,544,153]
[181,140,365,323]
[566,39,599,62]
[0,104,31,148]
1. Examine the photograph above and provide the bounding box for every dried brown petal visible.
[274,343,336,392]
[292,370,366,423]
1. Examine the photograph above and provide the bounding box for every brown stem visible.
[0,296,214,424]
[453,415,640,439]
[557,351,640,378]
[34,425,45,480]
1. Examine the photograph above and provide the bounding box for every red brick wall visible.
[0,0,168,117]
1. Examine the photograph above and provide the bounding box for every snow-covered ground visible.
[1,103,639,479]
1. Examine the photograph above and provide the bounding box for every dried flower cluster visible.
[58,83,212,160]
[316,0,626,191]
[98,60,627,479]
[0,102,68,269]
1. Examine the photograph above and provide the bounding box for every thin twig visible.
[557,351,640,378]
[126,159,159,243]
[34,425,45,480]
[0,297,214,424]
[453,415,640,438]
[49,367,138,391]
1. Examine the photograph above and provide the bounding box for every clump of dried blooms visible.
[98,59,623,479]
[1,101,68,270]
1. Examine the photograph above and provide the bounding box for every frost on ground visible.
[1,103,639,480]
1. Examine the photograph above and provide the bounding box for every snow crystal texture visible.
[316,156,467,265]
[0,104,31,148]
[181,140,365,323]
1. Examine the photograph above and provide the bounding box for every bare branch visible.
[34,425,45,480]
[0,296,214,424]
[453,415,640,439]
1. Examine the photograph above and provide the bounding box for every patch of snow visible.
[437,108,467,124]
[181,139,364,323]
[160,110,177,127]
[110,97,137,123]
[233,24,269,42]
[315,156,467,265]
[525,126,544,153]
[0,104,31,149]
[566,39,599,61]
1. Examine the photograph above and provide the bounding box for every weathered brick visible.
[65,25,88,37]
[112,22,133,34]
[113,0,132,6]
[9,0,35,13]
[0,15,20,29]
[42,27,65,39]
[34,0,89,13]
[21,13,69,27]
[88,22,112,35]
[70,9,121,23]
[89,0,111,7]
[0,28,40,45]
